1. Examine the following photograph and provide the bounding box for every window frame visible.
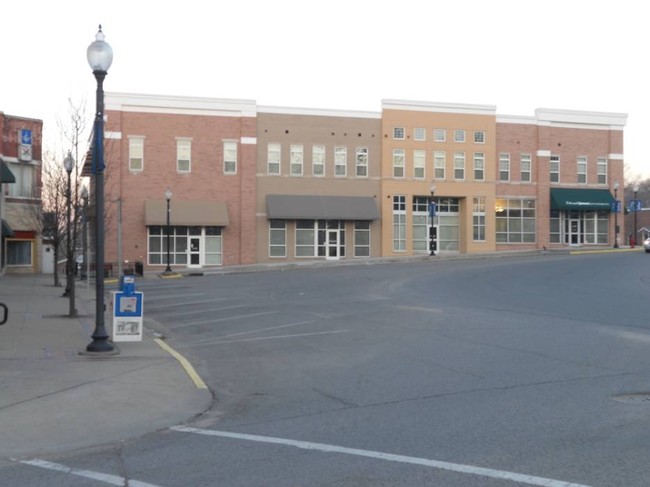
[577,156,587,184]
[128,137,144,172]
[312,145,325,177]
[392,149,405,178]
[176,139,192,174]
[453,152,465,180]
[521,154,532,182]
[356,147,369,178]
[473,152,485,181]
[550,155,560,183]
[499,153,510,182]
[223,140,237,175]
[334,146,347,177]
[597,157,607,184]
[434,151,445,180]
[290,144,304,176]
[267,143,281,175]
[413,149,425,180]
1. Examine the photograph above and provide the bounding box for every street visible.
[6,252,650,486]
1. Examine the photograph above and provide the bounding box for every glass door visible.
[565,217,581,245]
[189,237,201,266]
[326,230,340,260]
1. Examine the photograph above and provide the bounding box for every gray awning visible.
[267,195,380,220]
[144,200,230,226]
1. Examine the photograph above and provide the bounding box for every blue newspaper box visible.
[120,275,136,295]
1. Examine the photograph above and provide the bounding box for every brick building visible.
[98,92,626,273]
[0,112,43,274]
[102,93,257,271]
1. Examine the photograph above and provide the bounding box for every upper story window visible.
[433,129,446,142]
[392,149,405,178]
[473,152,485,181]
[290,145,304,176]
[413,128,426,141]
[223,141,237,175]
[267,143,281,175]
[413,150,425,179]
[597,157,607,184]
[454,152,465,180]
[128,137,144,172]
[499,153,510,182]
[6,162,35,198]
[550,155,560,183]
[434,151,445,179]
[176,139,191,173]
[312,145,325,177]
[474,131,485,144]
[454,130,466,143]
[521,154,532,182]
[577,156,587,184]
[356,147,368,177]
[334,146,347,176]
[393,127,405,140]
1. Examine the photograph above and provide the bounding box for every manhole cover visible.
[612,393,650,404]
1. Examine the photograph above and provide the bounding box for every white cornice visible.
[258,105,381,119]
[496,114,536,125]
[105,92,257,118]
[382,99,497,116]
[535,108,627,128]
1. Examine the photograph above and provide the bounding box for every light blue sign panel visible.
[114,292,143,317]
[20,129,32,145]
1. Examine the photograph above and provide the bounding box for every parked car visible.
[643,237,650,253]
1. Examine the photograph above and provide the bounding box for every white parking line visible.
[17,459,161,487]
[162,304,248,317]
[173,311,278,329]
[170,426,592,487]
[189,329,350,346]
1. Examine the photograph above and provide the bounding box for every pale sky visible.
[2,0,647,180]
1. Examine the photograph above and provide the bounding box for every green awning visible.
[1,219,14,237]
[1,162,16,183]
[550,188,615,211]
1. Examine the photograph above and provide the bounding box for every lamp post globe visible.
[87,26,113,73]
[85,25,115,354]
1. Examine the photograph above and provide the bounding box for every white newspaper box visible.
[112,276,144,342]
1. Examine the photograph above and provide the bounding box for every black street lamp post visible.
[613,180,619,249]
[63,151,75,318]
[633,184,640,248]
[81,186,89,280]
[164,188,173,274]
[86,25,115,353]
[429,183,436,256]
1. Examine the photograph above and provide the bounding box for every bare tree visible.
[34,98,91,316]
[40,150,68,288]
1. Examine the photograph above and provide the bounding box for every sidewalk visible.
[0,274,212,459]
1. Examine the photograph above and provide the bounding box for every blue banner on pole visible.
[428,202,436,217]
